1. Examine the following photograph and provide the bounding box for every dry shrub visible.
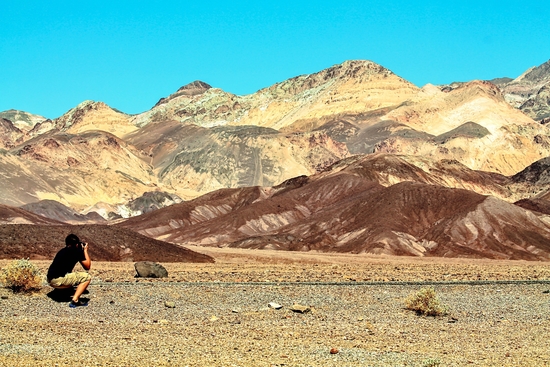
[405,287,447,316]
[0,259,44,293]
[422,358,442,367]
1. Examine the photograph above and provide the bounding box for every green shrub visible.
[0,259,44,293]
[405,287,447,316]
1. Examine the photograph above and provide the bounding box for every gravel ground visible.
[0,253,549,366]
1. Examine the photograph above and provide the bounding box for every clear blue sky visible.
[1,1,549,119]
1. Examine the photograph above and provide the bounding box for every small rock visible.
[268,302,283,309]
[210,315,219,321]
[448,317,458,323]
[164,301,176,308]
[330,348,339,354]
[1,295,8,300]
[542,290,550,294]
[232,309,240,313]
[290,304,311,313]
[134,261,168,278]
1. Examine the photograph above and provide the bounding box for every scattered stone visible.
[164,301,176,308]
[290,304,311,313]
[134,261,168,278]
[330,348,339,354]
[268,302,283,309]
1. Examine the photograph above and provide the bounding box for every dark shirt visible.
[47,246,86,281]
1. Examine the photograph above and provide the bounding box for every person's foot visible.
[69,299,88,308]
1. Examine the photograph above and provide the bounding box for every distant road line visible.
[94,279,550,286]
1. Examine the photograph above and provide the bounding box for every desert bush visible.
[405,287,447,316]
[0,259,44,293]
[422,357,441,367]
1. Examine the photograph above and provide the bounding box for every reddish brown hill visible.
[117,174,550,260]
[316,153,512,200]
[223,182,550,260]
[0,204,64,225]
[20,200,106,224]
[0,224,213,262]
[514,198,550,215]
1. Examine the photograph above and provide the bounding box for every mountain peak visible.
[522,59,550,84]
[176,80,212,94]
[154,81,212,108]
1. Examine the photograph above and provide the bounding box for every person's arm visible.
[80,242,91,270]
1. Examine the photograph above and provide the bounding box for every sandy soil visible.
[1,248,550,366]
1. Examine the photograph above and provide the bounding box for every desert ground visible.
[1,247,550,366]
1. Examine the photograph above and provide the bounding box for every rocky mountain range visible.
[1,58,550,260]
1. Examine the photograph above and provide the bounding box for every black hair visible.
[65,233,80,247]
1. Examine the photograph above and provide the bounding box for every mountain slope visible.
[500,59,550,121]
[117,171,550,260]
[0,110,47,131]
[130,60,419,132]
[0,223,214,262]
[124,119,350,199]
[0,130,155,209]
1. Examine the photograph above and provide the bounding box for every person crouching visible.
[47,233,92,308]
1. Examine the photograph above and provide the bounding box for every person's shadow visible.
[46,287,89,303]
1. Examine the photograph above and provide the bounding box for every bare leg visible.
[72,279,91,302]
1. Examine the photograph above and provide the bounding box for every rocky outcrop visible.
[0,110,47,131]
[499,59,550,121]
[0,117,24,149]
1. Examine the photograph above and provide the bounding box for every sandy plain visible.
[1,247,550,366]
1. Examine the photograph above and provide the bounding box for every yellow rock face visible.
[56,101,138,138]
[130,60,419,132]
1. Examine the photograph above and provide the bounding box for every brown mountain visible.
[131,60,419,131]
[375,81,550,175]
[0,130,155,208]
[0,224,213,262]
[0,204,63,225]
[117,164,550,260]
[20,200,106,224]
[1,58,550,231]
[0,204,212,262]
[124,119,349,199]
